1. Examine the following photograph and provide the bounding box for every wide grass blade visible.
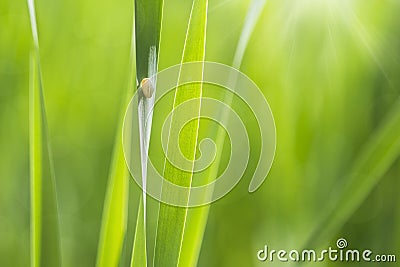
[303,99,400,249]
[153,0,208,266]
[179,0,267,266]
[27,1,61,266]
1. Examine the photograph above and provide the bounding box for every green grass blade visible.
[130,0,164,266]
[232,0,267,69]
[27,0,61,266]
[135,0,164,83]
[153,0,208,266]
[130,197,147,267]
[29,48,62,267]
[96,139,129,267]
[304,99,400,249]
[95,3,140,266]
[179,0,267,266]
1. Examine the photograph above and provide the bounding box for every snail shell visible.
[140,78,154,98]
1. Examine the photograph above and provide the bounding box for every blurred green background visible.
[1,0,399,266]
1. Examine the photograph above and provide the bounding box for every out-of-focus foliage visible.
[1,0,399,266]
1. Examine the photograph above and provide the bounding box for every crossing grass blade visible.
[303,99,400,250]
[179,0,268,265]
[153,0,208,266]
[27,0,61,266]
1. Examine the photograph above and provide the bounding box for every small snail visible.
[140,78,154,98]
